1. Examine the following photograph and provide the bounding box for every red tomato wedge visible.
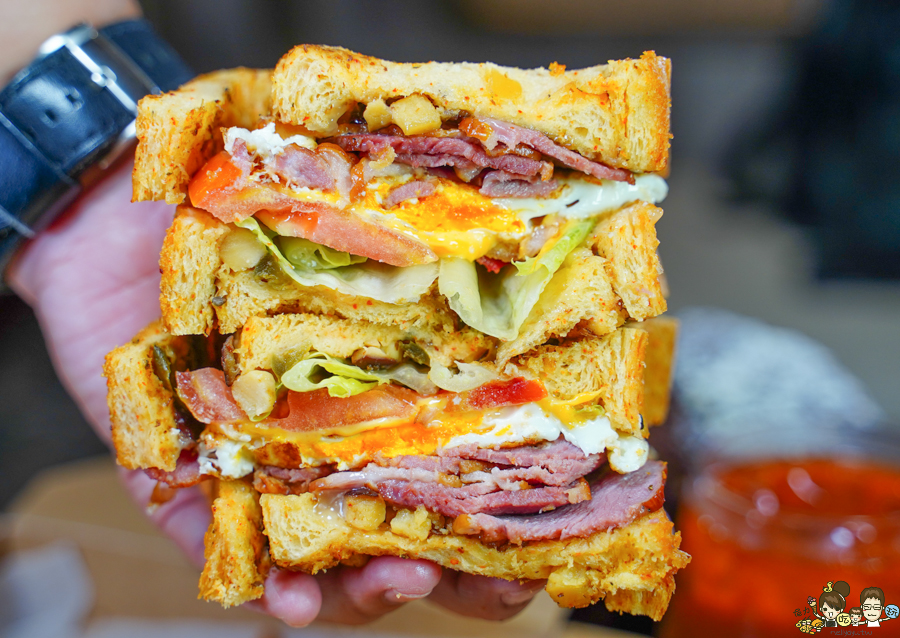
[452,377,548,412]
[267,385,420,433]
[186,151,437,267]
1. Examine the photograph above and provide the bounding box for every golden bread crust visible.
[272,45,671,173]
[497,247,623,364]
[213,270,455,336]
[260,493,688,619]
[159,206,230,336]
[133,68,272,204]
[591,201,666,322]
[639,316,678,427]
[104,322,185,471]
[199,480,269,607]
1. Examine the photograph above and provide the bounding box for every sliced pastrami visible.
[469,116,634,184]
[376,479,589,517]
[479,170,558,198]
[453,460,666,543]
[383,180,436,208]
[333,134,548,178]
[176,369,247,425]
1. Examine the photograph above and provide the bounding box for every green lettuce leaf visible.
[281,352,384,398]
[237,217,438,304]
[438,219,595,340]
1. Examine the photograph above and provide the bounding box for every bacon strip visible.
[476,256,508,273]
[272,144,336,190]
[145,448,203,488]
[253,465,334,496]
[176,369,246,425]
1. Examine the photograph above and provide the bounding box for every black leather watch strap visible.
[0,19,193,278]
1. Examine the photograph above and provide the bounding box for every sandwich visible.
[107,45,689,620]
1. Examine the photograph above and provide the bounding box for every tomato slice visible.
[188,152,245,212]
[454,377,548,412]
[255,208,437,267]
[268,385,420,433]
[187,150,437,266]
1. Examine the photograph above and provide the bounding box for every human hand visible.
[7,161,544,626]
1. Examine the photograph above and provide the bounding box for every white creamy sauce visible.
[224,122,316,163]
[497,174,668,222]
[443,403,649,473]
[198,435,254,479]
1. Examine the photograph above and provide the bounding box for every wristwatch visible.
[0,19,194,277]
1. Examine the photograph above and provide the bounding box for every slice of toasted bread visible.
[272,45,671,173]
[255,492,688,618]
[104,321,196,471]
[199,479,269,606]
[235,313,494,373]
[133,68,272,205]
[234,314,646,436]
[640,316,679,427]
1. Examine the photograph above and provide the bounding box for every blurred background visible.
[2,0,899,636]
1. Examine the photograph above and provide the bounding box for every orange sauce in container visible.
[660,458,900,637]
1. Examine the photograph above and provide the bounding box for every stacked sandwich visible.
[106,45,689,619]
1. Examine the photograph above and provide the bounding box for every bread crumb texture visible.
[199,480,269,606]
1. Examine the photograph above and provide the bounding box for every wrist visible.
[0,0,141,82]
[0,14,193,283]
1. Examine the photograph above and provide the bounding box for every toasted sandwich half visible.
[105,313,686,617]
[133,47,670,362]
